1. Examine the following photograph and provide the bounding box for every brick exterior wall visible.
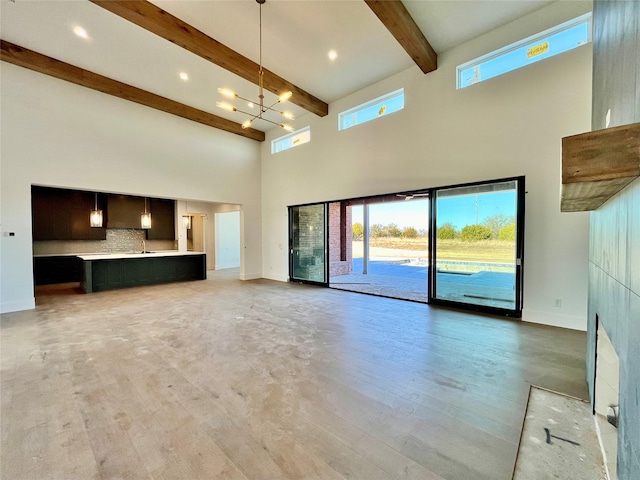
[329,202,352,277]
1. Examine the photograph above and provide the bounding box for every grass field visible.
[353,238,515,263]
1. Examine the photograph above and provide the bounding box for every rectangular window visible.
[271,126,310,154]
[338,88,404,131]
[457,13,591,89]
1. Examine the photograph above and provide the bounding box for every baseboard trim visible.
[262,273,288,283]
[522,309,586,331]
[216,263,240,270]
[239,272,262,281]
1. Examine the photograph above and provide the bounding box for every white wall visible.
[261,1,593,330]
[215,211,241,269]
[0,63,262,313]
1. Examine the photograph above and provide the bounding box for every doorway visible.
[187,214,206,253]
[329,196,430,302]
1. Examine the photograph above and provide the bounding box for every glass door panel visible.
[290,204,328,285]
[430,178,524,316]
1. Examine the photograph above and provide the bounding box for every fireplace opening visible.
[594,315,619,479]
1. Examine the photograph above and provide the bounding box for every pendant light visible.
[141,197,152,229]
[216,0,294,131]
[183,200,192,229]
[90,192,103,228]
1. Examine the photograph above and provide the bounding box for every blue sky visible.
[352,201,429,231]
[351,191,516,232]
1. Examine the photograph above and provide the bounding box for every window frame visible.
[456,12,592,90]
[271,126,311,154]
[338,88,405,131]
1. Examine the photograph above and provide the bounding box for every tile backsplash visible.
[33,229,176,255]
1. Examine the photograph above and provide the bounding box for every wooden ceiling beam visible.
[365,0,437,74]
[90,0,329,117]
[0,40,264,142]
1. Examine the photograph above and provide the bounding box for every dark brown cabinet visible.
[31,187,70,240]
[32,187,175,241]
[107,195,145,229]
[107,196,175,239]
[69,190,108,240]
[32,186,107,241]
[146,198,175,240]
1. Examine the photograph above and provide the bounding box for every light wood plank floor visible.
[1,271,588,480]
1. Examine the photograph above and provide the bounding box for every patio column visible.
[363,204,369,275]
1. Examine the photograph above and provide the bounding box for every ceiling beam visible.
[90,0,329,118]
[365,0,437,74]
[0,40,265,142]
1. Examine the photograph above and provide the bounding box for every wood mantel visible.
[561,122,640,212]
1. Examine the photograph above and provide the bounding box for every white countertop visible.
[77,251,204,260]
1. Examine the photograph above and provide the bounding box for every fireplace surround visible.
[584,1,639,478]
[586,178,640,480]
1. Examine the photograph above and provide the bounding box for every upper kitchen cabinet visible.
[146,198,175,240]
[69,190,108,240]
[32,186,107,240]
[32,187,175,241]
[32,186,70,240]
[107,195,175,239]
[107,195,145,229]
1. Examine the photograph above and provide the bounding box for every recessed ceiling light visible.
[73,26,89,40]
[328,50,338,61]
[179,72,189,81]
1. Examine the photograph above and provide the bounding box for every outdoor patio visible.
[330,258,516,309]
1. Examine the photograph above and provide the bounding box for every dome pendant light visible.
[90,192,103,228]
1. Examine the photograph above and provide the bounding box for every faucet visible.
[142,240,146,253]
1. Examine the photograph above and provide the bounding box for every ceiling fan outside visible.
[396,193,429,201]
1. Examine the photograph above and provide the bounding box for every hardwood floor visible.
[1,272,588,480]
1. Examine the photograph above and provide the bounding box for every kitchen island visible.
[78,251,206,293]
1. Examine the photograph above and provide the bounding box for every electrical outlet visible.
[554,299,562,307]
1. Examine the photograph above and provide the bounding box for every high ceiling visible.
[1,0,555,138]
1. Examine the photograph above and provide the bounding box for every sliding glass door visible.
[429,177,524,317]
[289,203,328,286]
